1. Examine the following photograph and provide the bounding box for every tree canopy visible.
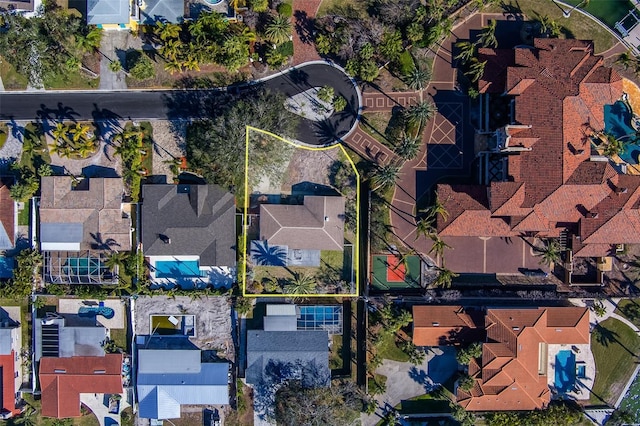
[186,91,299,192]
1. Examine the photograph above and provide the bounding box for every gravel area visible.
[133,295,234,361]
[150,120,186,183]
[0,121,27,170]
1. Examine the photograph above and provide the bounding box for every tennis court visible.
[371,254,422,290]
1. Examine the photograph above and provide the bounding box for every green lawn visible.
[486,0,617,54]
[140,121,154,174]
[0,56,28,90]
[615,299,640,328]
[376,331,410,362]
[43,69,99,90]
[329,333,343,370]
[564,0,633,30]
[590,317,640,405]
[0,123,7,150]
[360,112,395,149]
[109,327,128,353]
[17,205,29,226]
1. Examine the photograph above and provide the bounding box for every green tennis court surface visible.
[371,254,422,290]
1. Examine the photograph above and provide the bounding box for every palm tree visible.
[164,59,183,75]
[433,267,459,288]
[76,27,102,53]
[403,66,431,91]
[602,133,627,157]
[536,238,561,266]
[370,163,401,192]
[477,19,498,48]
[394,133,422,160]
[464,58,487,83]
[76,138,97,158]
[405,100,437,127]
[51,122,68,144]
[424,195,449,223]
[454,41,477,64]
[615,51,634,71]
[415,217,435,241]
[50,143,72,158]
[104,251,128,274]
[284,272,317,294]
[265,14,292,45]
[182,56,200,72]
[68,122,92,145]
[156,22,181,42]
[429,233,451,260]
[538,14,561,38]
[108,60,122,73]
[160,38,183,61]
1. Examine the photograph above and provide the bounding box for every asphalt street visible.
[0,63,359,145]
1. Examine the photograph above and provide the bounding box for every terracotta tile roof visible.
[39,354,123,418]
[0,352,19,416]
[457,307,589,411]
[412,306,485,346]
[438,38,639,258]
[0,178,15,250]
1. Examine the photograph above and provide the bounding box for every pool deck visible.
[547,343,595,401]
[57,298,125,330]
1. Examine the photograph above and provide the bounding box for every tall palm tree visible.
[75,138,97,158]
[429,233,451,260]
[403,66,431,91]
[371,163,401,192]
[160,38,183,61]
[602,133,626,157]
[415,217,435,241]
[104,251,128,275]
[424,195,449,222]
[477,19,498,48]
[265,14,292,45]
[433,267,458,288]
[454,41,477,65]
[51,122,68,144]
[405,100,437,127]
[464,58,487,83]
[284,272,317,294]
[394,133,421,160]
[537,239,561,266]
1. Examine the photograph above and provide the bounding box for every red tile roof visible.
[39,354,123,418]
[413,306,485,346]
[0,352,19,416]
[438,38,636,259]
[456,307,589,411]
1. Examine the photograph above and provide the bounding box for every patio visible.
[547,343,595,401]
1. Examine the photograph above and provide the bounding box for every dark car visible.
[209,409,221,426]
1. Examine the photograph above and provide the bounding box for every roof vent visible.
[512,326,520,331]
[432,322,440,327]
[159,234,171,244]
[324,216,330,222]
[615,187,628,194]
[93,370,106,374]
[54,369,66,374]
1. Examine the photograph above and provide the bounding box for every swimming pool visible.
[604,101,640,164]
[155,260,202,278]
[298,305,343,334]
[555,350,577,394]
[0,256,14,279]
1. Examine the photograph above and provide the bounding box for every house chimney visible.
[587,212,598,219]
[159,234,171,244]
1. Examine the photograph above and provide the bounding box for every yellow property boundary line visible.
[242,125,360,297]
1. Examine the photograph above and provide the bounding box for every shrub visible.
[127,51,155,80]
[277,3,293,17]
[397,50,414,76]
[0,123,7,149]
[317,85,334,102]
[249,0,268,12]
[275,40,294,57]
[333,96,347,112]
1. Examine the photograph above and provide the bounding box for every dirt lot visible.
[280,147,341,193]
[133,296,234,361]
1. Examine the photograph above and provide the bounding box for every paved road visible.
[0,63,359,146]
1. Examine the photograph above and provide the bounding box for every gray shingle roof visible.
[245,330,329,385]
[260,196,345,251]
[140,0,185,24]
[141,184,236,267]
[87,0,130,25]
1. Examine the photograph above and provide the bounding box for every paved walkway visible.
[571,298,640,333]
[362,91,421,112]
[343,126,397,165]
[98,32,128,91]
[292,0,322,65]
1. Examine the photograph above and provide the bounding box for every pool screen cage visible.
[43,251,117,284]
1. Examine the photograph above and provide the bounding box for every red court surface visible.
[386,255,406,282]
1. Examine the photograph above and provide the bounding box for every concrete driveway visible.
[361,347,457,426]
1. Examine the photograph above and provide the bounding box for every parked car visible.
[209,409,220,426]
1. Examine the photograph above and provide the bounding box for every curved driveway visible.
[0,62,359,146]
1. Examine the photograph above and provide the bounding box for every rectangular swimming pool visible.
[555,350,576,393]
[298,305,343,335]
[155,260,202,278]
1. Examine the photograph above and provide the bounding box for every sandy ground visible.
[133,296,234,361]
[280,147,340,193]
[150,120,186,183]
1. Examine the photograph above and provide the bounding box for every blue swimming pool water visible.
[577,364,586,378]
[0,256,14,279]
[298,306,342,333]
[155,260,201,278]
[604,101,640,164]
[555,350,577,393]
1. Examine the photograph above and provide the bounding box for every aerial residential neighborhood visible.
[4,0,640,425]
